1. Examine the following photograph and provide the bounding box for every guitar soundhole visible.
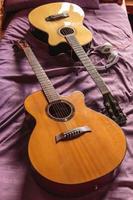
[59,27,75,36]
[47,100,74,121]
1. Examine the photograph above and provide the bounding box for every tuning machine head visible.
[103,93,127,126]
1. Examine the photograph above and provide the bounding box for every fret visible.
[23,46,60,103]
[66,34,109,95]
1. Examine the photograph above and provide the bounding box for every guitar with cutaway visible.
[28,2,126,126]
[17,39,126,197]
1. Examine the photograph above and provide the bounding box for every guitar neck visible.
[66,35,109,95]
[21,43,60,103]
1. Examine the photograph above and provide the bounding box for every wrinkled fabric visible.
[0,3,133,200]
[4,0,99,12]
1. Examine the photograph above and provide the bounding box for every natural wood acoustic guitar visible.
[28,2,93,51]
[17,39,126,197]
[28,2,127,126]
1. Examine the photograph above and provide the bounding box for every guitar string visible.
[61,28,126,125]
[29,48,69,120]
[47,28,77,120]
[23,29,74,120]
[23,43,92,171]
[24,45,73,126]
[31,27,79,123]
[56,29,98,161]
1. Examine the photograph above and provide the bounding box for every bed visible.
[0,0,133,199]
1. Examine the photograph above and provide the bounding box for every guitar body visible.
[28,2,92,54]
[25,90,126,196]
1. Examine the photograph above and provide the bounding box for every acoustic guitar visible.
[28,2,127,126]
[17,40,126,197]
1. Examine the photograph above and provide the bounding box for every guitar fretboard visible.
[66,34,110,95]
[22,44,60,103]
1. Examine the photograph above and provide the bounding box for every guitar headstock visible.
[103,93,127,126]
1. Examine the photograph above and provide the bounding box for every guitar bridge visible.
[55,126,91,143]
[45,12,69,21]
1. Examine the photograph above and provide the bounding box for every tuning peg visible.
[108,108,114,115]
[104,102,110,108]
[111,115,117,121]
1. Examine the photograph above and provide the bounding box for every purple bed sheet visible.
[0,3,133,200]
